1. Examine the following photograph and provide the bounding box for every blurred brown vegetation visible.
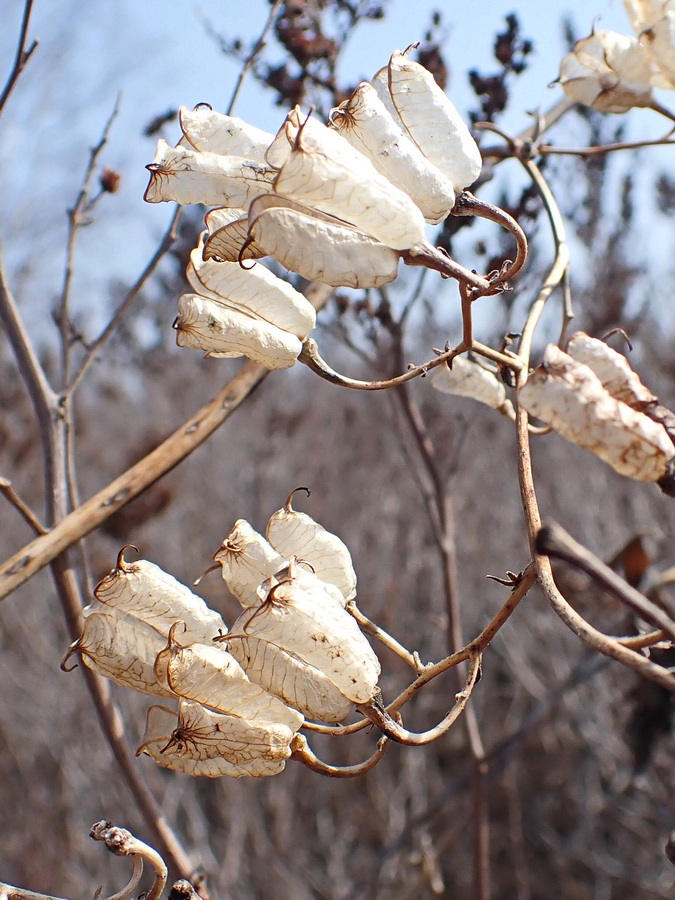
[1,3,674,900]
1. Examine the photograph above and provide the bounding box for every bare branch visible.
[0,0,37,116]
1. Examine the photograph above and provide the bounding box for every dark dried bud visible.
[100,167,122,194]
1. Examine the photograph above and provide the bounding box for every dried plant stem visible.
[0,478,46,534]
[90,820,168,900]
[0,885,69,900]
[357,653,482,745]
[538,135,675,157]
[69,205,183,393]
[291,733,388,777]
[0,0,37,115]
[56,96,121,384]
[298,336,520,392]
[347,600,424,672]
[226,0,283,114]
[536,523,675,642]
[452,191,528,288]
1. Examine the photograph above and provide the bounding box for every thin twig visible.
[69,205,183,393]
[0,478,46,534]
[56,96,122,384]
[291,733,389,777]
[226,0,283,115]
[347,600,424,672]
[535,522,675,642]
[298,336,520,392]
[0,0,37,115]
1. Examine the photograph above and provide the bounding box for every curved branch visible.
[357,654,482,745]
[90,821,168,900]
[452,191,528,289]
[298,337,521,392]
[290,733,388,777]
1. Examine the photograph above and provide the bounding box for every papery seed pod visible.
[144,140,276,206]
[566,332,658,408]
[266,490,357,602]
[187,238,316,339]
[519,344,674,481]
[266,107,368,171]
[330,82,457,224]
[226,561,380,719]
[137,699,297,777]
[224,631,355,723]
[154,624,303,729]
[624,2,675,87]
[557,31,656,113]
[174,293,304,369]
[67,608,173,697]
[94,551,226,645]
[247,194,401,288]
[385,50,483,191]
[213,519,285,608]
[273,119,428,251]
[430,357,515,416]
[203,214,265,263]
[178,105,273,159]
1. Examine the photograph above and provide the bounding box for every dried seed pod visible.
[186,238,316,339]
[266,489,357,602]
[137,699,298,777]
[224,632,355,723]
[225,561,380,721]
[386,50,483,191]
[566,332,658,408]
[273,115,428,251]
[202,213,265,263]
[247,194,400,288]
[144,140,276,206]
[330,82,457,224]
[154,624,303,730]
[178,105,273,159]
[266,106,368,171]
[519,344,674,481]
[174,293,304,369]
[430,356,515,416]
[557,31,656,113]
[213,519,285,608]
[68,607,173,697]
[94,551,226,645]
[624,1,675,87]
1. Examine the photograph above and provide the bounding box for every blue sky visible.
[0,0,669,332]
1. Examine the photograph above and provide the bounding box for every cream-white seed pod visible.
[137,699,298,777]
[519,344,674,481]
[178,105,274,159]
[66,607,174,697]
[266,490,357,602]
[273,116,428,251]
[624,2,675,88]
[225,561,380,721]
[187,239,316,340]
[213,519,286,608]
[247,194,401,288]
[174,293,304,369]
[144,140,276,207]
[566,332,657,408]
[93,551,227,645]
[430,357,514,417]
[557,31,656,113]
[330,82,457,224]
[202,210,265,263]
[385,50,483,191]
[154,624,303,730]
